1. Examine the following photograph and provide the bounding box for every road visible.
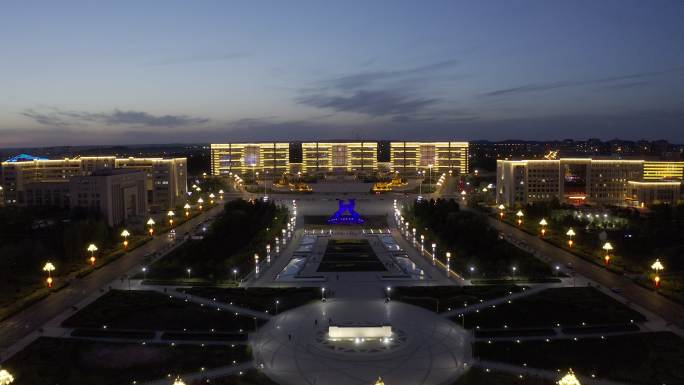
[486,216,684,331]
[0,204,223,361]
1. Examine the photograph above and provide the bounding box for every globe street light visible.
[566,228,576,247]
[498,204,506,220]
[121,229,130,249]
[147,218,156,236]
[602,242,613,266]
[167,210,175,226]
[209,193,215,205]
[651,259,664,288]
[87,243,98,265]
[516,210,524,226]
[43,261,55,288]
[539,218,548,237]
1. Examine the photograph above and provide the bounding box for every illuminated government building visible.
[0,155,188,225]
[210,141,469,177]
[496,158,684,207]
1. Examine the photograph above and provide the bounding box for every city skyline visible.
[2,0,684,147]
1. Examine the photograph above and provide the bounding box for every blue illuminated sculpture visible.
[328,199,365,225]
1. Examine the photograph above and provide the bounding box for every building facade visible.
[210,141,469,177]
[496,158,682,207]
[1,156,187,210]
[70,170,148,226]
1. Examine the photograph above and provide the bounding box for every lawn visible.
[454,287,646,329]
[474,332,684,385]
[451,366,555,385]
[62,290,264,332]
[393,285,524,313]
[2,337,251,385]
[183,287,319,314]
[317,239,386,272]
[190,369,279,385]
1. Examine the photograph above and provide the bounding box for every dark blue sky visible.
[2,0,684,146]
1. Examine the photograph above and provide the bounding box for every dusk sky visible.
[2,0,684,147]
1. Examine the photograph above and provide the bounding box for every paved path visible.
[441,285,548,318]
[0,204,224,362]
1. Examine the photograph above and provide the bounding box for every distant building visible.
[0,156,187,211]
[70,170,147,226]
[210,141,469,177]
[496,158,683,207]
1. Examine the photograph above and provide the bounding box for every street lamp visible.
[386,286,391,300]
[121,229,130,249]
[516,210,524,226]
[147,218,156,236]
[266,244,271,264]
[557,369,582,385]
[87,243,98,265]
[197,197,204,210]
[186,268,192,279]
[431,243,437,265]
[254,253,260,276]
[43,261,55,288]
[172,377,186,385]
[219,189,224,201]
[566,228,576,247]
[0,369,14,385]
[498,204,506,219]
[321,287,326,301]
[141,266,147,280]
[651,259,664,288]
[446,252,451,275]
[420,234,425,255]
[209,193,215,205]
[275,299,280,314]
[460,190,466,201]
[512,266,517,278]
[184,203,191,217]
[167,210,175,226]
[232,268,238,283]
[602,242,613,266]
[539,218,548,237]
[412,228,416,245]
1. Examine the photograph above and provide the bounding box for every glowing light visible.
[557,369,582,385]
[0,369,14,385]
[172,377,186,385]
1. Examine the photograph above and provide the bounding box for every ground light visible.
[557,369,582,385]
[121,229,130,248]
[87,243,98,265]
[651,258,664,288]
[0,369,14,385]
[43,262,55,288]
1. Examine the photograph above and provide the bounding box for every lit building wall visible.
[210,143,289,177]
[301,142,377,174]
[643,161,684,181]
[627,181,681,207]
[390,142,468,175]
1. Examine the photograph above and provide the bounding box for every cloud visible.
[145,52,247,66]
[21,108,209,128]
[297,89,438,116]
[482,66,684,97]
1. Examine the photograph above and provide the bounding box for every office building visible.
[496,158,682,207]
[210,143,289,177]
[1,155,187,211]
[302,142,377,174]
[390,141,469,175]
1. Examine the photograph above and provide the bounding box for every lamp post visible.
[172,377,186,385]
[275,300,280,314]
[651,259,664,289]
[539,218,548,237]
[460,190,466,201]
[516,210,524,226]
[254,253,260,276]
[498,204,506,220]
[412,228,416,245]
[219,189,224,201]
[43,262,55,288]
[186,268,191,279]
[87,243,98,265]
[167,210,175,226]
[431,243,436,265]
[420,234,425,255]
[512,266,517,278]
[446,252,451,275]
[197,197,204,210]
[121,229,130,249]
[141,266,147,280]
[147,218,156,236]
[184,203,191,217]
[0,369,15,385]
[321,287,326,301]
[266,244,271,264]
[232,268,238,283]
[209,193,215,205]
[602,242,613,266]
[386,286,391,301]
[566,228,576,247]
